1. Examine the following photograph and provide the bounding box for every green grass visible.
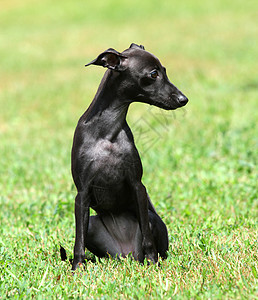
[0,0,257,298]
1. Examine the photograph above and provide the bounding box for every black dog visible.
[70,43,188,270]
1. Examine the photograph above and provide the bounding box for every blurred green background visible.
[0,0,257,298]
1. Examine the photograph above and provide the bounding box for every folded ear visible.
[85,48,128,71]
[129,43,145,50]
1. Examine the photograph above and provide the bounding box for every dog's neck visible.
[83,70,130,140]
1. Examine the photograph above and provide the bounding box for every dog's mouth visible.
[152,97,188,110]
[133,93,188,110]
[146,100,178,110]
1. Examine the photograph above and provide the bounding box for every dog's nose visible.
[177,94,188,106]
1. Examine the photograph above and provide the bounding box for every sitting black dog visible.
[66,43,188,270]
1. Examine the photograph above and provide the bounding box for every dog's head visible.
[85,43,188,110]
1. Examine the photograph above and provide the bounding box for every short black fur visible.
[71,43,188,270]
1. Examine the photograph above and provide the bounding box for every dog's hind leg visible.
[148,211,169,259]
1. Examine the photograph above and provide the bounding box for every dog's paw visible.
[144,250,158,264]
[71,260,86,271]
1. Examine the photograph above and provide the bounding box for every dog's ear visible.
[85,48,128,71]
[129,43,145,50]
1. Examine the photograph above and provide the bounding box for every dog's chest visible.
[88,136,136,210]
[88,131,137,184]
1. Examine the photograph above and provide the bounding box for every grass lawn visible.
[0,0,257,298]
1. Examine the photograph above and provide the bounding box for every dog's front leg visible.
[134,182,158,263]
[72,189,90,270]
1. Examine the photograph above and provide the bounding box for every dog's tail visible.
[60,245,68,261]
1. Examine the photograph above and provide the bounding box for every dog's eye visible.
[150,70,158,79]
